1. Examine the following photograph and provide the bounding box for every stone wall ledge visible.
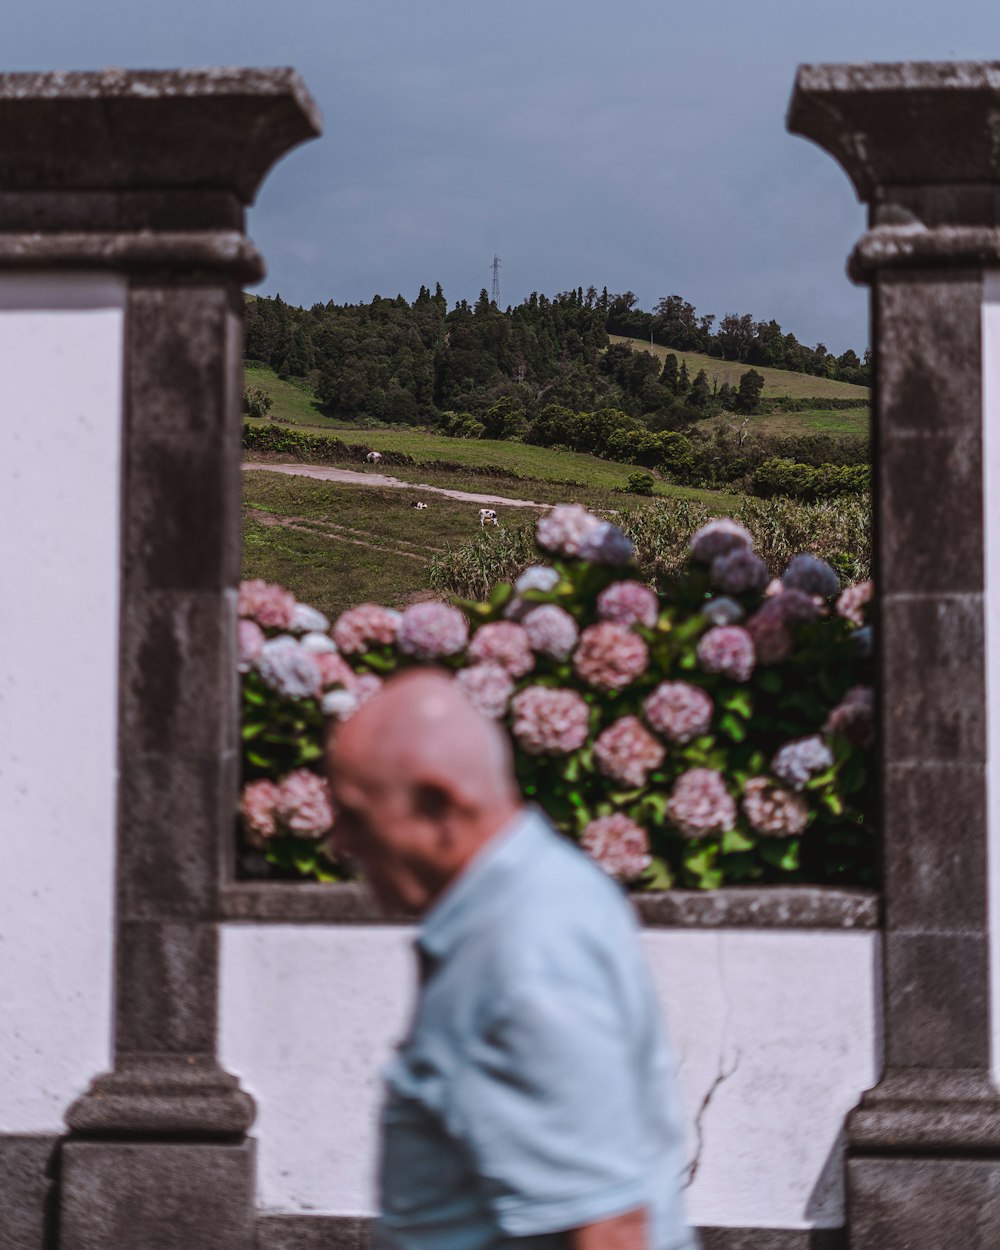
[0,230,264,280]
[220,881,880,929]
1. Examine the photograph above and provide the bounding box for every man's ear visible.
[412,781,452,824]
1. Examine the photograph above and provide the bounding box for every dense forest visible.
[244,285,870,428]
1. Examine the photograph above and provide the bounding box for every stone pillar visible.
[0,70,320,1249]
[789,63,1000,1248]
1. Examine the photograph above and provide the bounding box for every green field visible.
[245,368,744,507]
[699,407,869,439]
[607,335,870,402]
[243,470,539,619]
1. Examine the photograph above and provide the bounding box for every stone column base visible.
[848,1155,1000,1249]
[60,1139,255,1250]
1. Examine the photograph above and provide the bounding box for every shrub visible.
[751,458,870,501]
[238,510,875,890]
[625,472,656,496]
[243,384,273,418]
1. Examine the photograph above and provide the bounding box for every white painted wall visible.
[0,273,125,1131]
[220,924,879,1229]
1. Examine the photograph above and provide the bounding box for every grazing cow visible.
[366,451,383,465]
[479,508,499,527]
[412,501,428,509]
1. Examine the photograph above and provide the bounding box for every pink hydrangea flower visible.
[742,776,809,836]
[333,603,403,654]
[522,605,580,661]
[666,768,737,840]
[397,601,469,660]
[468,621,535,678]
[573,622,649,691]
[354,673,383,704]
[644,681,714,744]
[238,579,296,630]
[689,518,753,564]
[314,651,357,691]
[746,589,820,665]
[771,735,834,791]
[536,505,605,557]
[594,716,666,788]
[238,619,265,673]
[745,602,793,665]
[824,685,875,748]
[696,626,755,683]
[257,636,323,700]
[836,580,874,627]
[278,769,335,838]
[455,664,515,720]
[240,778,281,846]
[510,686,590,755]
[580,814,652,883]
[710,548,769,595]
[597,580,659,629]
[300,632,338,655]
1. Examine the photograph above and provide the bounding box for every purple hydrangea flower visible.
[702,596,745,627]
[771,735,834,791]
[257,636,323,700]
[689,518,753,564]
[710,547,769,596]
[782,554,841,599]
[579,521,635,566]
[290,602,331,634]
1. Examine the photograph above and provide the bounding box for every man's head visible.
[325,668,522,915]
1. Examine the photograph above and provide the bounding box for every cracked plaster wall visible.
[220,924,880,1229]
[0,275,123,1134]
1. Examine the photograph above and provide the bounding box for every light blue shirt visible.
[376,808,697,1250]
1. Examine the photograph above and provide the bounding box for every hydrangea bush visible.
[238,508,875,890]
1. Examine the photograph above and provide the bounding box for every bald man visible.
[327,670,696,1250]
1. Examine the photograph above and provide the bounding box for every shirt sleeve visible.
[446,974,653,1238]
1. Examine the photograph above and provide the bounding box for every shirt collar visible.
[417,806,550,962]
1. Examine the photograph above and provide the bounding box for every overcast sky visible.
[3,0,1000,352]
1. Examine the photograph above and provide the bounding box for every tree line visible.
[244,284,869,428]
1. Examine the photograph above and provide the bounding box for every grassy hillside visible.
[608,335,870,402]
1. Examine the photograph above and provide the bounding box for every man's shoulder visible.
[482,821,642,980]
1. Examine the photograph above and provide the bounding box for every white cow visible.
[479,508,499,527]
[412,501,429,510]
[366,451,383,465]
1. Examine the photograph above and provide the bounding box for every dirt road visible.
[242,462,549,509]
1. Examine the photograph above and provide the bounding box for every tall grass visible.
[429,495,871,601]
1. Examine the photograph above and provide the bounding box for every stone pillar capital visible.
[0,68,321,280]
[789,61,1000,281]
